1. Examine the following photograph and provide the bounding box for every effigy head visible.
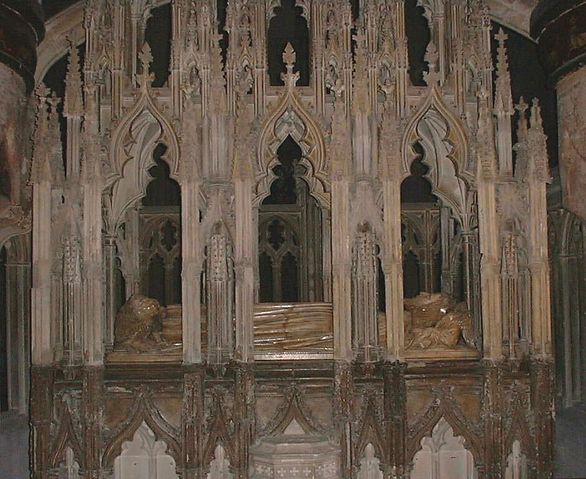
[114,294,165,352]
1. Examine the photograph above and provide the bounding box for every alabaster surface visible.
[111,295,481,362]
[404,293,476,351]
[114,295,165,352]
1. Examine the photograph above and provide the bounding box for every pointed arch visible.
[504,387,536,460]
[411,416,477,479]
[202,395,236,468]
[102,390,181,468]
[256,90,330,209]
[49,402,84,470]
[401,86,473,189]
[406,396,482,464]
[262,387,326,437]
[106,88,181,231]
[354,397,386,465]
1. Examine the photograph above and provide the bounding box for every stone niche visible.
[250,419,340,479]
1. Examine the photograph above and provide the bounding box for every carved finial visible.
[494,28,513,116]
[137,42,154,87]
[331,79,345,99]
[281,42,300,88]
[32,89,64,185]
[530,98,544,131]
[423,42,440,86]
[64,41,84,117]
[515,96,529,141]
[477,86,497,179]
[352,28,370,113]
[512,97,530,180]
[283,42,296,69]
[528,98,550,183]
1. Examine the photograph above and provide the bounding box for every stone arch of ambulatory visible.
[102,390,181,469]
[406,396,483,467]
[106,93,181,233]
[354,396,387,466]
[267,0,310,21]
[34,0,174,84]
[260,387,327,438]
[0,231,30,263]
[49,402,84,470]
[559,211,583,257]
[254,89,330,209]
[402,88,474,229]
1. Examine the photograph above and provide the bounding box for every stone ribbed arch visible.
[106,90,180,231]
[255,90,329,209]
[102,390,181,468]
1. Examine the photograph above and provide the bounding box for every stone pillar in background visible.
[0,0,44,207]
[532,0,586,221]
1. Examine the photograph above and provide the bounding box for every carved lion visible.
[114,295,166,352]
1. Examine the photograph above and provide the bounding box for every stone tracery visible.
[9,0,560,477]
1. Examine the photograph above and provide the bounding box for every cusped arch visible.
[102,391,181,468]
[106,92,181,231]
[401,91,473,226]
[256,91,329,209]
[407,397,482,465]
[110,94,180,183]
[402,87,472,185]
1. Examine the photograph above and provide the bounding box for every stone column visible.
[383,361,406,476]
[234,175,255,362]
[532,1,586,222]
[182,367,204,479]
[181,177,202,364]
[5,246,31,414]
[0,0,44,204]
[532,0,585,418]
